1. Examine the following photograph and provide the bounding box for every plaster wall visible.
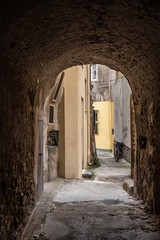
[43,74,64,182]
[91,64,110,102]
[78,66,88,170]
[111,76,123,143]
[58,91,65,177]
[121,76,132,162]
[93,101,114,152]
[122,76,131,148]
[59,65,89,179]
[64,67,79,178]
[111,71,131,162]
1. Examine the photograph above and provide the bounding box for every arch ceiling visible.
[1,1,160,238]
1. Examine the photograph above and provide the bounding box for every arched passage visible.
[1,1,160,238]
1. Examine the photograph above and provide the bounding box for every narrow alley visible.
[2,2,160,239]
[21,153,160,240]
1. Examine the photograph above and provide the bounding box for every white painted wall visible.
[110,70,131,148]
[122,76,131,148]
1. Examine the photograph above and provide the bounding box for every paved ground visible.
[93,151,130,183]
[21,153,160,240]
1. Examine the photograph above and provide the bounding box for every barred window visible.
[91,64,97,81]
[49,105,54,124]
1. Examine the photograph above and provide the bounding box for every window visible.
[95,123,98,134]
[95,111,98,121]
[91,64,97,81]
[93,110,99,134]
[49,105,54,124]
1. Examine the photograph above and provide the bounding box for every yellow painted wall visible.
[58,65,90,179]
[93,101,114,152]
[58,91,65,177]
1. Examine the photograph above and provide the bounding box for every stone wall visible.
[128,53,160,215]
[1,1,160,239]
[0,62,36,239]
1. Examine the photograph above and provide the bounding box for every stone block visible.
[82,169,92,179]
[123,178,134,196]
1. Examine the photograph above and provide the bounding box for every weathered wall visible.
[121,76,131,149]
[1,0,160,239]
[123,145,131,164]
[111,72,123,143]
[58,92,65,177]
[47,146,58,180]
[59,65,89,179]
[98,65,110,83]
[121,76,132,162]
[91,64,110,101]
[78,66,89,170]
[130,95,137,179]
[63,67,79,178]
[129,64,160,215]
[44,75,63,182]
[93,101,114,152]
[111,72,131,163]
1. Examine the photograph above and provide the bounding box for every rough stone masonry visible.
[0,0,160,239]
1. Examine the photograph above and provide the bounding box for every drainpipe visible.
[109,77,111,101]
[87,65,91,164]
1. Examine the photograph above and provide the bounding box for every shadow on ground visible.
[21,152,160,240]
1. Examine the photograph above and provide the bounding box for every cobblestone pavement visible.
[21,153,160,240]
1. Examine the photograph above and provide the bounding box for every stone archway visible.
[1,1,160,238]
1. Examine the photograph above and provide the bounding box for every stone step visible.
[123,178,134,196]
[82,169,93,178]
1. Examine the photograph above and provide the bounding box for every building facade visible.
[91,64,131,162]
[111,71,132,163]
[44,65,91,181]
[93,101,114,152]
[91,64,114,152]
